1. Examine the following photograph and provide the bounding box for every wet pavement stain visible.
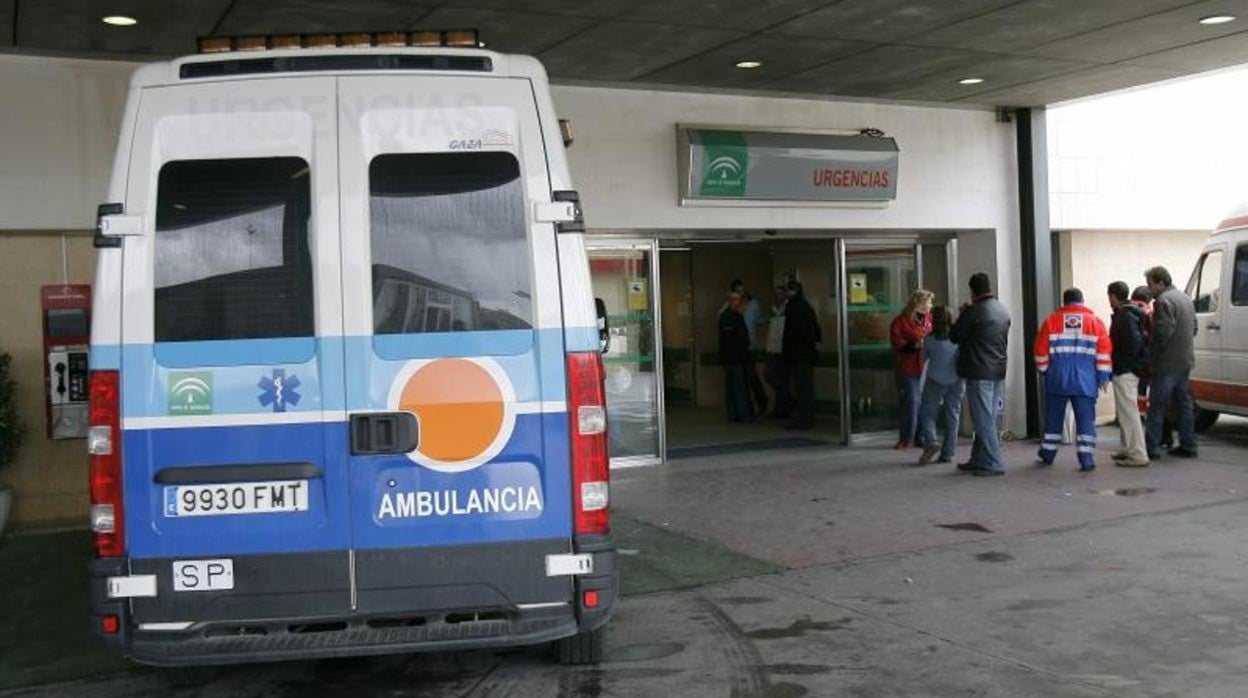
[938,521,993,531]
[1005,599,1064,612]
[564,672,603,698]
[756,663,833,675]
[760,681,809,697]
[608,642,686,662]
[975,551,1015,563]
[718,596,772,606]
[578,668,685,680]
[745,617,854,640]
[1093,487,1158,497]
[937,522,993,533]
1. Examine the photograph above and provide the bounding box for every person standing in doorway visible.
[1144,266,1199,459]
[718,292,753,423]
[782,280,821,430]
[1034,288,1112,471]
[730,279,769,416]
[890,289,934,449]
[1108,282,1150,467]
[949,272,1011,476]
[763,281,793,419]
[917,306,964,465]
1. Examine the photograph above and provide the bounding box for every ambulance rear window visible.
[154,157,313,343]
[369,152,531,335]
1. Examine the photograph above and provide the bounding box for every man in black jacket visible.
[1108,281,1149,466]
[782,280,821,430]
[950,272,1011,476]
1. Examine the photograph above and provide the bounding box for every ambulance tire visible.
[1194,408,1219,433]
[552,626,606,665]
[155,665,219,687]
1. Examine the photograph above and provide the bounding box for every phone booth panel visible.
[41,285,91,439]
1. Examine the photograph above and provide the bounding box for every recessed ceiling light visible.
[102,15,138,26]
[735,60,763,69]
[1198,14,1236,25]
[958,77,984,85]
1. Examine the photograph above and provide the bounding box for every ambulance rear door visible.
[337,73,575,614]
[119,77,350,623]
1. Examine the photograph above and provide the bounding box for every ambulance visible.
[86,31,615,667]
[1187,202,1248,430]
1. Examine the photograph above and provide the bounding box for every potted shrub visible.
[0,351,23,538]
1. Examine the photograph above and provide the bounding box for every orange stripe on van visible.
[1189,379,1248,409]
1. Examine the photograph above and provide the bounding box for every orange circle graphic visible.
[399,359,505,463]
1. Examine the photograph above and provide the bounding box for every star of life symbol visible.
[258,369,301,413]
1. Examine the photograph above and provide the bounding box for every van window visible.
[154,157,313,342]
[369,152,531,335]
[1190,249,1224,314]
[1234,245,1248,306]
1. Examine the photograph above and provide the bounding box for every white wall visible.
[1049,65,1248,232]
[552,85,1027,431]
[0,55,136,230]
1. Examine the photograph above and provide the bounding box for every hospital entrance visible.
[587,233,960,467]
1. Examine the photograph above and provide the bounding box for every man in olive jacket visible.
[950,272,1011,476]
[1144,266,1198,458]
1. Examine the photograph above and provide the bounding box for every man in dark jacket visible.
[782,280,821,430]
[1108,281,1149,466]
[949,272,1011,476]
[718,293,753,422]
[1144,266,1198,458]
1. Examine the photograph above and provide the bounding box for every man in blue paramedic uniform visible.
[1033,288,1113,471]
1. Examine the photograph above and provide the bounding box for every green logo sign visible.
[168,372,213,415]
[699,131,748,198]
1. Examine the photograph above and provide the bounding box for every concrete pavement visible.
[4,418,1248,697]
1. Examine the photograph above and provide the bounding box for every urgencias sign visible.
[679,128,899,204]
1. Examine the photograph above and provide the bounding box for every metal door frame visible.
[585,238,666,468]
[837,237,957,444]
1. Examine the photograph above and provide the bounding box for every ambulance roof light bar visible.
[197,29,481,54]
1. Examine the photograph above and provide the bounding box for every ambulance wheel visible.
[552,626,605,665]
[1194,408,1219,432]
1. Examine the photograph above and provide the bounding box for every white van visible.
[1186,202,1248,430]
[87,32,615,667]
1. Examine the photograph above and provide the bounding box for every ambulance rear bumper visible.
[88,536,616,667]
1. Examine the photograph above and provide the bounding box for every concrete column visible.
[1016,107,1055,439]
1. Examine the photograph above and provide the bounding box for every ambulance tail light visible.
[88,370,125,558]
[566,352,609,536]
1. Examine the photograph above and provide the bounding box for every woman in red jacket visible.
[890,289,934,449]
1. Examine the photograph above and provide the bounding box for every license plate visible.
[172,559,234,592]
[163,480,309,517]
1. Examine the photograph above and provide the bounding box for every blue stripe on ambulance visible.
[114,327,594,559]
[122,413,571,557]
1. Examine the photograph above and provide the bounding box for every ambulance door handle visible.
[1206,322,1221,331]
[350,412,419,455]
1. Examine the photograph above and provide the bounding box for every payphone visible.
[41,285,91,439]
